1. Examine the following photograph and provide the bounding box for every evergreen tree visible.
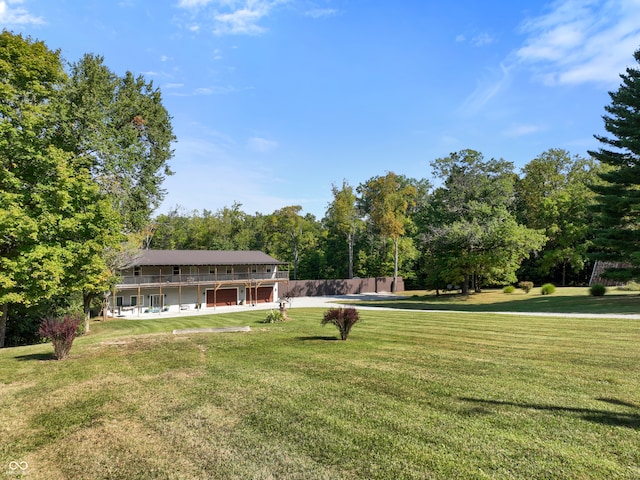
[588,48,640,282]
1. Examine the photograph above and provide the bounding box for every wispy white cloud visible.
[248,136,279,153]
[458,63,512,115]
[516,0,640,85]
[164,82,185,89]
[177,0,214,7]
[503,123,546,137]
[455,31,494,47]
[0,0,44,25]
[167,84,249,96]
[471,33,495,47]
[176,0,288,36]
[304,8,338,18]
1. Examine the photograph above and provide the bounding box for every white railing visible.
[117,270,289,286]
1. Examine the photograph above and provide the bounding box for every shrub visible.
[503,285,516,294]
[38,314,83,360]
[540,283,556,295]
[261,309,285,323]
[589,284,607,296]
[321,307,360,340]
[518,281,534,294]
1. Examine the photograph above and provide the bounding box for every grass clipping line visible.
[173,326,251,335]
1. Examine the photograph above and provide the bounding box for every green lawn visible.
[1,305,639,479]
[360,286,640,315]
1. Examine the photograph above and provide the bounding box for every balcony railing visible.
[117,270,289,287]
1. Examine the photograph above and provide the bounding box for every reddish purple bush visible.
[321,307,360,340]
[39,314,83,360]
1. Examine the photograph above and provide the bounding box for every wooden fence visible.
[280,277,403,298]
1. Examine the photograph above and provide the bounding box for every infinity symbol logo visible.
[8,461,28,471]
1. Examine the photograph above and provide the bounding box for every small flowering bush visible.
[321,307,360,340]
[518,281,534,294]
[39,314,83,360]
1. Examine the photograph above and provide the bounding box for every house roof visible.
[134,250,285,266]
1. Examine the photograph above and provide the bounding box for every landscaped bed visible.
[1,304,638,479]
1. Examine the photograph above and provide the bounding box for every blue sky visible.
[3,0,640,219]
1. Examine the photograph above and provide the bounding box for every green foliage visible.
[325,180,360,279]
[38,314,83,359]
[588,48,640,282]
[357,172,418,291]
[589,284,607,296]
[515,149,599,286]
[422,151,547,294]
[540,283,556,295]
[262,310,285,323]
[321,307,360,340]
[518,281,534,294]
[56,55,176,233]
[503,285,516,294]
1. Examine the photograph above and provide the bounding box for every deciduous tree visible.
[357,172,417,292]
[425,150,546,293]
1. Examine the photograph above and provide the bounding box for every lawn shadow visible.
[355,291,640,315]
[296,336,339,341]
[14,352,56,361]
[459,397,640,430]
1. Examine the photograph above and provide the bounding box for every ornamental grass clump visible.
[39,314,83,360]
[321,307,360,340]
[261,309,285,323]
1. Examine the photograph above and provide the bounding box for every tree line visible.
[1,27,639,347]
[150,148,600,294]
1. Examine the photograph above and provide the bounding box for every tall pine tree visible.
[589,48,640,282]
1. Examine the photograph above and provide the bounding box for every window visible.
[251,267,257,273]
[149,294,163,308]
[116,296,123,307]
[226,267,232,275]
[173,266,180,275]
[266,267,272,273]
[134,266,141,276]
[209,267,215,274]
[130,296,139,307]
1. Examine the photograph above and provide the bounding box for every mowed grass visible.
[363,286,640,315]
[1,306,639,479]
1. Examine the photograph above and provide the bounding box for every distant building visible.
[588,260,632,286]
[114,250,288,316]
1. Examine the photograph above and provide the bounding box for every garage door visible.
[247,286,273,304]
[206,288,237,307]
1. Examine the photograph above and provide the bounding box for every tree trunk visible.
[83,292,93,333]
[0,304,8,348]
[461,275,470,295]
[347,232,354,279]
[392,237,399,293]
[562,261,567,287]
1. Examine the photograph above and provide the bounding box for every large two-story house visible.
[114,250,288,316]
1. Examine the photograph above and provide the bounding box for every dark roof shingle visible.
[134,250,284,266]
